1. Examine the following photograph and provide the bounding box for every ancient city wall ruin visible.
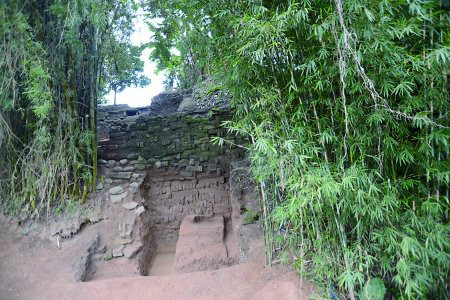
[95,94,259,276]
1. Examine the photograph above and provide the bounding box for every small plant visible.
[243,207,259,224]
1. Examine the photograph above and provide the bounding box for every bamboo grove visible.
[0,0,147,218]
[145,0,450,299]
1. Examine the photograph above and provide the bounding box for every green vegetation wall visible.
[0,0,148,218]
[145,0,450,299]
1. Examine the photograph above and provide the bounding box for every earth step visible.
[122,201,138,210]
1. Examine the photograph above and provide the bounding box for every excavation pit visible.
[148,248,176,276]
[138,168,240,276]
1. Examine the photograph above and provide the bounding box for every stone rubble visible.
[110,191,128,203]
[109,186,124,195]
[124,243,143,259]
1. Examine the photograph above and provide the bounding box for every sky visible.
[105,10,165,108]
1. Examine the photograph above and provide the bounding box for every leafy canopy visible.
[144,0,450,299]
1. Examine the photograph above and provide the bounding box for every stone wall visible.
[95,99,259,276]
[98,106,244,175]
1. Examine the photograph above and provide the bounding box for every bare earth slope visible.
[0,215,313,300]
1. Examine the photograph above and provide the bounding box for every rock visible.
[103,251,113,261]
[186,165,202,172]
[99,159,107,165]
[122,201,138,210]
[113,166,124,172]
[135,206,145,216]
[96,182,104,190]
[137,156,147,164]
[93,254,103,261]
[107,160,116,168]
[109,186,124,195]
[96,245,107,254]
[105,179,113,185]
[179,159,189,167]
[110,191,128,203]
[155,161,162,168]
[118,215,135,238]
[130,182,139,189]
[124,244,143,258]
[127,153,139,160]
[132,173,141,179]
[73,234,100,282]
[119,159,128,165]
[189,159,195,166]
[149,91,184,115]
[135,164,146,170]
[123,166,135,172]
[112,245,125,257]
[112,172,132,180]
[117,238,134,245]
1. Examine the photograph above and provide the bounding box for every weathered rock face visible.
[149,91,184,115]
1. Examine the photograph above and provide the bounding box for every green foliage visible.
[145,0,450,299]
[243,207,259,224]
[0,0,147,218]
[360,278,386,300]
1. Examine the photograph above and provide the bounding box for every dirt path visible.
[0,215,313,300]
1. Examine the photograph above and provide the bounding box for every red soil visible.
[0,215,314,300]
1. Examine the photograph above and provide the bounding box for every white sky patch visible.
[106,9,165,108]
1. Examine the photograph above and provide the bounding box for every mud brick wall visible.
[139,168,231,248]
[97,106,245,175]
